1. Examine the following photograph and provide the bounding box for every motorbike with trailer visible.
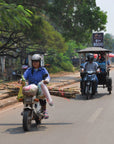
[78,47,112,99]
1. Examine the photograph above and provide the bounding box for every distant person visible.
[99,52,111,72]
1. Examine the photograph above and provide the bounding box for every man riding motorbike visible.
[22,54,53,119]
[81,53,99,95]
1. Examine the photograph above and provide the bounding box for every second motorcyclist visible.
[81,53,99,94]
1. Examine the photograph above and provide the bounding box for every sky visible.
[96,0,114,36]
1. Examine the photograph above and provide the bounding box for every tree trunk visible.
[1,56,6,73]
[28,55,32,67]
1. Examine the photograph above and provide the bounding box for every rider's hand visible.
[96,68,100,73]
[42,80,49,84]
[18,79,22,84]
[18,79,27,86]
[81,68,84,73]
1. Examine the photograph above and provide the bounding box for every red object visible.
[94,53,114,58]
[94,54,98,58]
[109,53,114,57]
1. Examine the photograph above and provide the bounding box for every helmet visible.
[87,53,94,62]
[31,54,41,61]
[31,54,41,65]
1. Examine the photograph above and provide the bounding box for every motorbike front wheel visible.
[23,110,32,131]
[85,85,92,100]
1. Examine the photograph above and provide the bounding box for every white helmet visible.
[31,54,41,65]
[31,54,41,61]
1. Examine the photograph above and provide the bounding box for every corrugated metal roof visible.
[78,47,111,53]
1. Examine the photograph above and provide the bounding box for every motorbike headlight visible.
[24,97,32,103]
[86,82,90,85]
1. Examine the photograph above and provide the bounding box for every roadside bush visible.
[45,41,85,73]
[60,61,74,72]
[45,52,74,73]
[47,65,63,73]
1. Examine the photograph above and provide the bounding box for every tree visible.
[65,40,86,59]
[45,49,74,73]
[24,15,67,54]
[0,2,32,29]
[3,0,49,11]
[0,1,67,58]
[48,0,107,43]
[0,0,33,57]
[104,33,114,51]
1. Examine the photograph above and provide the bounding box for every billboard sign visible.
[92,33,104,47]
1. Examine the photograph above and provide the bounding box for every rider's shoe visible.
[43,111,49,119]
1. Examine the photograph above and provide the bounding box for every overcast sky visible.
[96,0,114,36]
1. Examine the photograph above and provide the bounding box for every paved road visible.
[0,71,114,144]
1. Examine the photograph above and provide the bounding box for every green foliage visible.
[48,0,107,44]
[0,0,33,30]
[0,0,108,73]
[4,0,49,12]
[45,40,86,73]
[47,65,62,73]
[24,16,67,53]
[60,61,74,72]
[45,49,74,73]
[104,33,114,51]
[65,40,86,58]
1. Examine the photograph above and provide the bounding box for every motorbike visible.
[22,93,44,131]
[81,71,97,100]
[18,75,53,131]
[18,84,44,131]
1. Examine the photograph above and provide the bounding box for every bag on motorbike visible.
[40,81,53,106]
[17,85,24,101]
[22,84,38,96]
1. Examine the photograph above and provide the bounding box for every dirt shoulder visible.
[0,70,80,109]
[50,71,80,77]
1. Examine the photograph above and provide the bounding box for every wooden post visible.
[1,56,6,73]
[28,55,32,67]
[40,54,44,66]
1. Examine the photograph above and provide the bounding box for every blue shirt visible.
[83,62,98,72]
[23,67,50,85]
[97,60,111,72]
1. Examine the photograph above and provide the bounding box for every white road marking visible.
[88,107,103,123]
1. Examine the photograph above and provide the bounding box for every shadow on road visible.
[43,122,73,126]
[0,123,21,126]
[3,123,47,134]
[75,92,110,100]
[3,122,72,134]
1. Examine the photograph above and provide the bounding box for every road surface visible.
[0,70,114,144]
